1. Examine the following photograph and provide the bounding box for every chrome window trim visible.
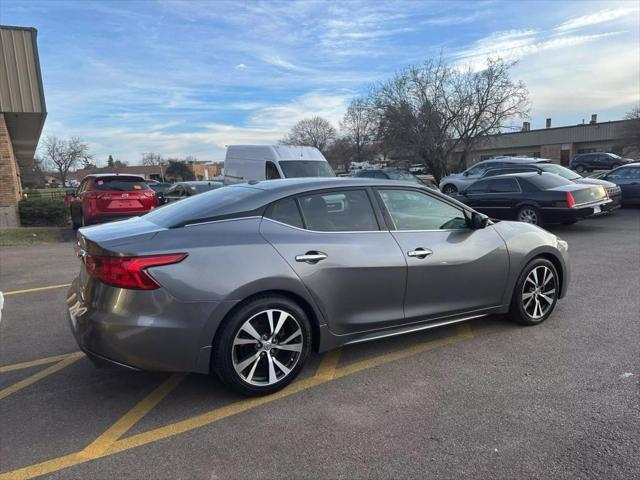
[261,217,387,234]
[184,216,262,228]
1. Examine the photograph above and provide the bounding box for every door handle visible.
[295,251,328,264]
[407,248,433,259]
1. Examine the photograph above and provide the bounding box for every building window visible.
[577,148,597,154]
[480,155,491,161]
[532,152,541,158]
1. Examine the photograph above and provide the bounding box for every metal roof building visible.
[0,25,46,226]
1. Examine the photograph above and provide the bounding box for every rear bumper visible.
[542,200,611,223]
[66,278,224,373]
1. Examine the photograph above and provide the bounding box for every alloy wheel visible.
[518,207,538,225]
[232,309,303,386]
[522,266,556,319]
[442,185,457,195]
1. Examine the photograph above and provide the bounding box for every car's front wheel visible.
[575,165,585,173]
[212,295,312,396]
[442,184,457,195]
[509,258,559,325]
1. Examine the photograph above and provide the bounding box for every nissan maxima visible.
[68,178,570,396]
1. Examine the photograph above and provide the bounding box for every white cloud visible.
[555,6,639,32]
[234,63,247,69]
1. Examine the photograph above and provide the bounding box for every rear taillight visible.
[566,192,576,208]
[84,253,187,290]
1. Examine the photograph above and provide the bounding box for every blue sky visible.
[2,0,639,164]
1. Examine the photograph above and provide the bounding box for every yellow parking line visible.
[0,354,82,401]
[314,348,342,380]
[3,284,71,296]
[79,373,186,459]
[0,322,484,480]
[0,352,82,374]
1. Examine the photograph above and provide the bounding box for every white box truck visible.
[223,145,335,184]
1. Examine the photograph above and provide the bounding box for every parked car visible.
[68,174,157,228]
[453,172,611,226]
[481,164,621,211]
[68,177,570,396]
[162,181,223,203]
[409,163,428,175]
[353,168,438,190]
[570,152,633,173]
[439,157,551,194]
[223,145,335,184]
[593,163,640,205]
[147,181,173,205]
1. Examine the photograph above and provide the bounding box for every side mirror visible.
[470,211,489,229]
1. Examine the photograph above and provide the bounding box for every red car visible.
[68,174,158,228]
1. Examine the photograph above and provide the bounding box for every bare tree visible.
[341,98,376,162]
[621,105,640,156]
[368,57,529,181]
[40,136,94,186]
[281,116,337,153]
[141,152,166,166]
[624,105,640,120]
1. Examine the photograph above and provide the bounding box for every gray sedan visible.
[68,178,570,396]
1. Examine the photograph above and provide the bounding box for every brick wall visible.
[0,113,22,227]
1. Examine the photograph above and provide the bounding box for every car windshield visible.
[385,170,422,184]
[541,164,581,180]
[465,163,492,176]
[607,153,622,159]
[143,185,265,227]
[91,177,149,191]
[279,161,335,178]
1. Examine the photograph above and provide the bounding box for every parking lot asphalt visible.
[1,210,639,479]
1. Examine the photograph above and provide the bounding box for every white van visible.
[223,145,335,184]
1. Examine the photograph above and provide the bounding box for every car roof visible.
[481,171,556,180]
[85,173,145,179]
[479,157,550,164]
[236,177,422,194]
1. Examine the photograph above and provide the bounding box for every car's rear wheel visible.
[442,184,457,195]
[509,258,559,325]
[517,205,541,226]
[575,165,585,173]
[212,295,311,396]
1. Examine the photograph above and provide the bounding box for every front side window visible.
[265,161,281,180]
[378,189,467,231]
[607,167,638,179]
[297,190,378,232]
[465,179,491,193]
[279,161,335,178]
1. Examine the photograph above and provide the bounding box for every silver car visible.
[68,178,570,396]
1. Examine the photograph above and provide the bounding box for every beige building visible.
[71,162,222,183]
[0,25,46,227]
[452,116,639,167]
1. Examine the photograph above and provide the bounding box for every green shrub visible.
[18,198,70,226]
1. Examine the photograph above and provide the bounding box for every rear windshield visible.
[279,161,335,178]
[92,177,149,191]
[143,185,265,227]
[526,174,573,189]
[385,170,422,184]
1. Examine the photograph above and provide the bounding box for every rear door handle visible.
[407,248,433,259]
[295,251,328,264]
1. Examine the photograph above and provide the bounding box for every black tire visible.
[575,165,585,173]
[516,205,542,226]
[509,258,559,326]
[442,184,457,195]
[212,295,312,396]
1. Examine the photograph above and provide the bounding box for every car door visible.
[482,177,521,218]
[375,187,509,322]
[460,178,491,212]
[260,188,407,335]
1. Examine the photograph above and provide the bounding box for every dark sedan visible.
[453,172,611,226]
[163,181,223,203]
[594,163,640,205]
[353,168,439,190]
[481,163,621,211]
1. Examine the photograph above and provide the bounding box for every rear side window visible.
[297,190,378,232]
[488,178,520,193]
[92,177,149,191]
[266,198,303,228]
